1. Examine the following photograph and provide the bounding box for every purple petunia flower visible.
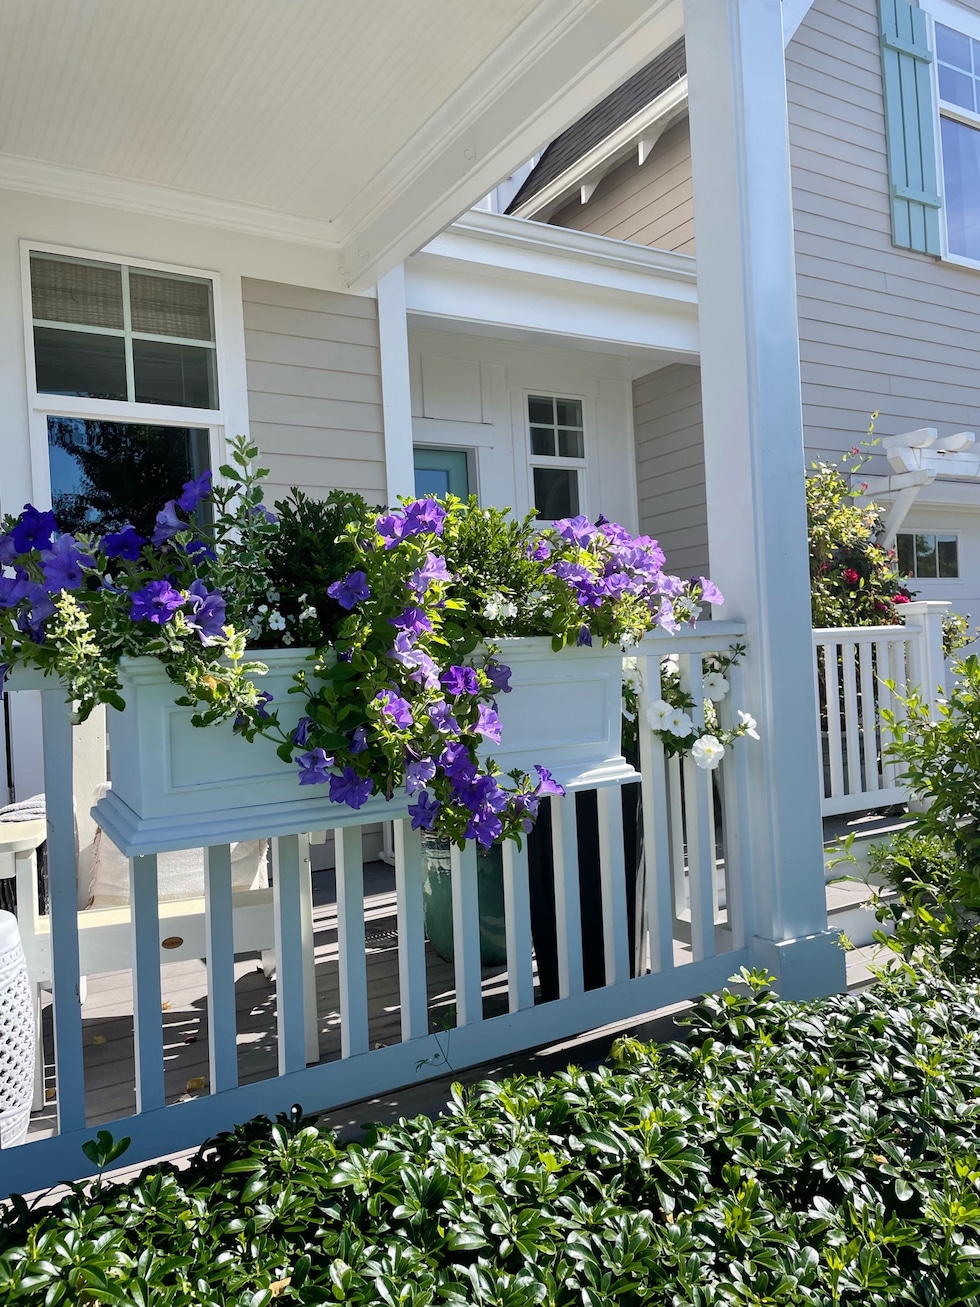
[185,539,218,562]
[527,538,551,561]
[101,526,145,561]
[441,665,479,696]
[694,576,724,606]
[350,725,369,753]
[375,689,414,729]
[255,691,274,720]
[484,660,512,695]
[130,579,185,625]
[554,515,596,548]
[18,588,56,642]
[151,501,185,547]
[0,569,31,609]
[406,757,437,795]
[11,505,56,555]
[41,534,92,594]
[184,578,227,643]
[389,606,432,635]
[293,716,313,747]
[475,704,502,744]
[330,766,374,809]
[250,504,278,525]
[376,498,447,548]
[440,741,478,787]
[298,747,333,785]
[576,625,593,647]
[466,808,504,849]
[0,534,17,566]
[327,570,370,610]
[177,469,212,513]
[534,765,566,798]
[428,700,460,734]
[408,790,440,831]
[408,552,451,598]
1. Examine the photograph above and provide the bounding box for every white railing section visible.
[812,601,949,817]
[0,623,754,1195]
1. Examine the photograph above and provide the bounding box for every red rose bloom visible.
[893,593,910,604]
[843,567,859,586]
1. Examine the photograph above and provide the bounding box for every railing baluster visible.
[394,820,428,1041]
[857,639,879,792]
[204,844,238,1092]
[667,754,687,929]
[336,826,369,1057]
[681,655,716,962]
[551,794,584,998]
[130,854,165,1111]
[825,642,844,799]
[502,839,534,1011]
[298,835,319,1065]
[450,841,483,1025]
[40,689,86,1132]
[717,658,750,949]
[597,786,630,986]
[637,654,674,974]
[812,637,826,800]
[272,834,307,1072]
[841,640,861,797]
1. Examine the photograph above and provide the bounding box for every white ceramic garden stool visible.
[0,910,35,1147]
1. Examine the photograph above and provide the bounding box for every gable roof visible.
[506,37,686,214]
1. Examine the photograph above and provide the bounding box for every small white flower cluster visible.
[647,698,694,738]
[247,590,319,647]
[641,650,760,771]
[482,592,519,622]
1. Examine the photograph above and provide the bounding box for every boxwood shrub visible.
[5,967,980,1305]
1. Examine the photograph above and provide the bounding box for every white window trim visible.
[920,0,980,269]
[20,240,234,511]
[523,388,589,522]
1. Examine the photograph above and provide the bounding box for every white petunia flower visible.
[500,602,518,619]
[282,632,294,645]
[268,611,286,631]
[483,600,500,620]
[646,698,674,731]
[737,710,760,740]
[702,672,730,701]
[267,590,280,602]
[665,708,694,737]
[691,735,725,770]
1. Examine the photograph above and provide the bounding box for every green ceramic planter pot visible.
[420,834,507,966]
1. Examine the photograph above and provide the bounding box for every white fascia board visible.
[340,0,684,289]
[782,0,817,44]
[509,76,689,221]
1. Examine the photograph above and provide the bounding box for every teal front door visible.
[413,447,470,499]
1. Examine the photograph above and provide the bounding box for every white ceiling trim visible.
[507,75,689,222]
[782,0,817,44]
[339,0,684,288]
[0,153,341,252]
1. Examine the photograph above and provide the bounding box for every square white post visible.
[685,0,844,998]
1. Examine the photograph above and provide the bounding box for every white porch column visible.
[685,0,844,997]
[376,264,416,505]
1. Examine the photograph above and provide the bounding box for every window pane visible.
[530,425,555,456]
[47,417,209,538]
[30,254,124,329]
[555,398,583,428]
[939,64,976,111]
[938,536,959,578]
[34,327,127,400]
[133,339,218,408]
[937,23,973,71]
[915,533,938,578]
[558,427,585,458]
[130,271,214,341]
[532,466,579,520]
[527,396,554,425]
[414,467,451,497]
[941,116,980,261]
[897,533,914,576]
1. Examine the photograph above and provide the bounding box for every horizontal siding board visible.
[244,329,380,376]
[262,453,386,494]
[247,391,383,433]
[242,279,377,319]
[242,302,379,348]
[245,360,383,405]
[250,421,385,458]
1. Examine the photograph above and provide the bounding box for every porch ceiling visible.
[0,0,683,289]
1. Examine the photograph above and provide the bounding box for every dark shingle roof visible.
[505,38,686,214]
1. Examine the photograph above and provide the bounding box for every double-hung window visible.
[933,11,980,260]
[26,248,221,538]
[527,394,586,520]
[896,530,959,578]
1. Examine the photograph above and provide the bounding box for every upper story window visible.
[897,530,959,578]
[30,253,218,409]
[935,19,980,261]
[527,394,585,520]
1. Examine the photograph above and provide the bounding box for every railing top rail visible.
[637,621,747,655]
[812,625,915,641]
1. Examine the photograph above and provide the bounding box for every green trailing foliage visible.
[7,968,980,1303]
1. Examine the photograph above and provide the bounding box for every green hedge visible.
[5,968,980,1305]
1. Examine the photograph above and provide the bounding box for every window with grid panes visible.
[935,16,980,261]
[527,394,585,520]
[897,531,959,578]
[29,252,216,536]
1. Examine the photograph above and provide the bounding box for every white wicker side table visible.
[0,910,35,1147]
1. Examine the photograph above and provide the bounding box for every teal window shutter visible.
[878,0,942,255]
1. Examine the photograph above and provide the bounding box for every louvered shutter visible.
[878,0,942,255]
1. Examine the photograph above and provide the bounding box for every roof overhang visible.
[0,0,684,291]
[406,210,698,368]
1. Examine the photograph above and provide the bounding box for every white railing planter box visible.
[90,649,407,856]
[485,638,637,789]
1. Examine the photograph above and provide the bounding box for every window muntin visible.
[47,417,210,538]
[897,531,958,578]
[527,393,586,520]
[30,253,218,409]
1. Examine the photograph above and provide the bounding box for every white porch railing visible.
[0,622,764,1195]
[812,601,948,817]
